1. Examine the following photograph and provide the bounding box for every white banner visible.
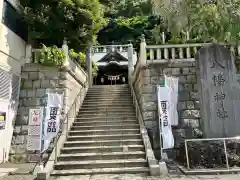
[42,93,63,153]
[164,75,179,126]
[27,108,44,151]
[157,86,174,149]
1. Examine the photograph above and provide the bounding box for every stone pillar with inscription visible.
[196,44,240,138]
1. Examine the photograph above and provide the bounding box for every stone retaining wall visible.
[133,61,201,152]
[10,63,87,162]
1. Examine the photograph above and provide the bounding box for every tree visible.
[152,0,240,43]
[97,0,163,47]
[20,0,106,51]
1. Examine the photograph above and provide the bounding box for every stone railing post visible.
[86,48,92,87]
[25,44,32,64]
[128,43,133,84]
[62,38,70,68]
[140,34,147,67]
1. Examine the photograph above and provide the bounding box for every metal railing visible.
[184,137,240,173]
[54,81,88,163]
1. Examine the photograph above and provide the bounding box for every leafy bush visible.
[39,45,65,67]
[69,49,99,75]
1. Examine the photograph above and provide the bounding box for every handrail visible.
[53,81,88,163]
[129,81,159,175]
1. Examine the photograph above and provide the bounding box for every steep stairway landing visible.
[51,85,149,176]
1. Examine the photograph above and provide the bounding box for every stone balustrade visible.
[146,43,240,62]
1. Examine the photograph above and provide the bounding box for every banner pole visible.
[157,85,163,161]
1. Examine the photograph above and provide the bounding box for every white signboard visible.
[27,108,44,151]
[164,75,179,126]
[157,86,174,149]
[42,93,63,152]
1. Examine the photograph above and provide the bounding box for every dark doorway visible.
[94,63,128,85]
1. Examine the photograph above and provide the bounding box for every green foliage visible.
[39,45,65,67]
[20,0,106,51]
[156,0,240,43]
[97,0,161,48]
[69,49,98,75]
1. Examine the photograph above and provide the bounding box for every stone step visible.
[61,145,145,154]
[73,120,138,126]
[71,124,139,131]
[77,113,136,118]
[78,109,135,114]
[86,94,131,97]
[67,134,141,141]
[81,102,133,106]
[51,167,149,176]
[54,159,147,170]
[75,116,137,121]
[86,93,131,97]
[84,98,132,102]
[81,104,134,109]
[68,129,140,136]
[57,151,146,161]
[64,139,143,147]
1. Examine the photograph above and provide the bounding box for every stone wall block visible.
[140,85,156,94]
[194,101,200,109]
[38,72,45,79]
[143,69,151,77]
[182,68,190,75]
[150,67,163,76]
[193,84,198,92]
[16,115,28,126]
[36,89,46,98]
[182,110,200,119]
[186,101,195,109]
[49,80,58,88]
[23,81,33,89]
[181,119,200,129]
[142,93,157,102]
[40,80,50,88]
[59,80,68,87]
[28,72,39,80]
[33,80,41,88]
[21,72,29,80]
[189,67,196,73]
[177,101,186,111]
[169,62,194,68]
[143,111,155,121]
[13,126,21,134]
[190,92,199,100]
[163,68,172,75]
[59,72,68,80]
[44,71,59,80]
[14,135,25,145]
[187,75,197,83]
[27,90,35,98]
[23,99,41,106]
[19,90,27,98]
[178,92,190,101]
[183,84,193,92]
[22,64,39,72]
[142,102,157,111]
[171,68,181,75]
[178,76,187,83]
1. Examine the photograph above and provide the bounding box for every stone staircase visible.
[51,85,149,176]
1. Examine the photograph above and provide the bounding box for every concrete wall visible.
[133,61,200,152]
[10,63,87,162]
[0,0,27,163]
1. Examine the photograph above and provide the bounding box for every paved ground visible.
[49,174,240,180]
[0,174,240,180]
[0,163,239,180]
